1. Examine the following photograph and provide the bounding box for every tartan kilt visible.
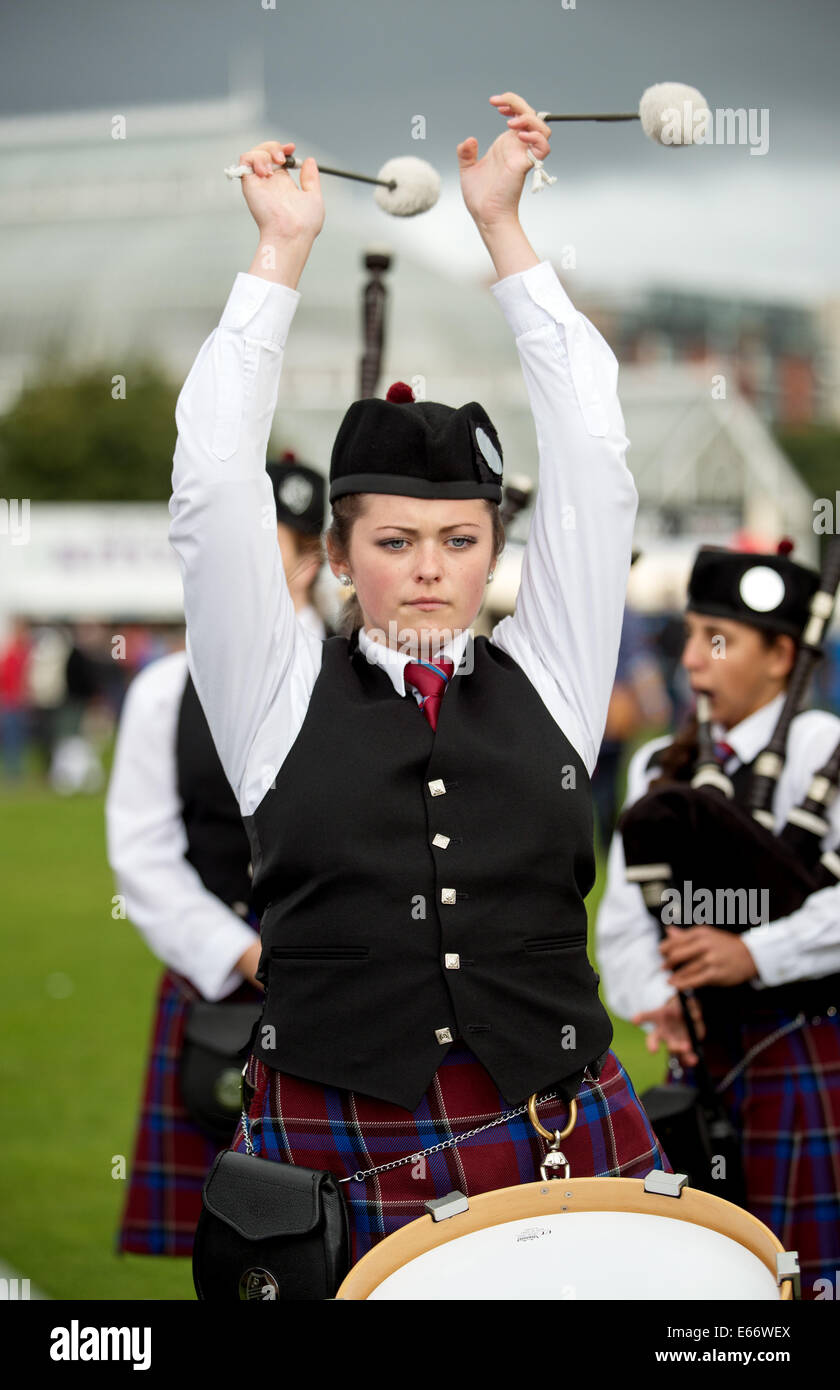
[230,1042,672,1267]
[118,966,263,1257]
[667,1009,840,1300]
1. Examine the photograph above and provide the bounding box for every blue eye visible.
[448,536,477,549]
[379,538,408,550]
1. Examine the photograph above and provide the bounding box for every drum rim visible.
[335,1177,792,1301]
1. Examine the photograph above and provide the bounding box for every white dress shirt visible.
[595,692,840,1020]
[169,260,637,821]
[105,603,327,1002]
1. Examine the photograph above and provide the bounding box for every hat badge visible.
[278,474,314,515]
[739,565,786,613]
[475,426,503,475]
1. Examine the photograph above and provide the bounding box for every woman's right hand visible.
[237,140,325,244]
[632,994,705,1067]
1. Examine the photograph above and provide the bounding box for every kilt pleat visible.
[668,1011,840,1300]
[118,966,262,1257]
[230,1042,672,1266]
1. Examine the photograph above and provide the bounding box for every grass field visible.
[0,765,668,1302]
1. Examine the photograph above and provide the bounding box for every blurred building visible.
[582,287,828,428]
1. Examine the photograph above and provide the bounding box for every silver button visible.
[246,861,253,880]
[435,1027,453,1044]
[432,833,450,849]
[445,953,460,970]
[441,888,457,905]
[428,779,446,796]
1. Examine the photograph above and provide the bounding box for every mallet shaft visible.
[227,157,396,190]
[542,112,640,122]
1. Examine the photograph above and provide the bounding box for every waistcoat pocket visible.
[523,933,588,953]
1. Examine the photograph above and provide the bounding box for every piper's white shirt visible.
[169,261,637,821]
[105,604,327,1002]
[595,692,840,1020]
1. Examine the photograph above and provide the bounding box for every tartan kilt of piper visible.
[229,1042,672,1267]
[118,966,263,1257]
[667,1009,840,1300]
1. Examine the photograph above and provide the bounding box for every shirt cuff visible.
[740,923,793,988]
[219,271,301,348]
[490,259,579,338]
[198,920,262,1001]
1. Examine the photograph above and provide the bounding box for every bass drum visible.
[336,1177,795,1301]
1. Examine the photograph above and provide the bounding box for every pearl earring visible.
[487,570,495,583]
[338,574,353,587]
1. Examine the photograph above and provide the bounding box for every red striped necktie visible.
[404,658,454,732]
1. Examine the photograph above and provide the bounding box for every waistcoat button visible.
[441,888,457,905]
[444,954,460,970]
[432,833,450,849]
[428,779,446,796]
[435,1027,453,1044]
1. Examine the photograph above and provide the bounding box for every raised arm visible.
[168,141,324,811]
[459,95,637,773]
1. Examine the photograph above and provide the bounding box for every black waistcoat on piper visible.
[244,633,613,1110]
[176,672,253,911]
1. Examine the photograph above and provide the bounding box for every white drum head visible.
[368,1210,781,1301]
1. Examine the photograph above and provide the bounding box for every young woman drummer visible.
[596,544,840,1298]
[169,88,671,1274]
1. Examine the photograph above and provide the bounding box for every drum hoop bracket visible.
[776,1251,801,1300]
[644,1170,688,1198]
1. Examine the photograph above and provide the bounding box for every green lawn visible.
[0,770,667,1302]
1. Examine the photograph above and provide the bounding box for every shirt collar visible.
[356,626,474,697]
[711,691,786,765]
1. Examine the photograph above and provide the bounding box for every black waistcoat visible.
[176,672,253,911]
[244,634,613,1110]
[646,745,840,1025]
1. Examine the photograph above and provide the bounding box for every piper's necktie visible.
[404,658,454,732]
[715,740,736,765]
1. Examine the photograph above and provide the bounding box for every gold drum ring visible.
[527,1093,577,1142]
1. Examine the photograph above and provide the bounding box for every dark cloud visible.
[2,0,838,176]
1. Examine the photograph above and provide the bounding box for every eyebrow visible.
[372,522,483,535]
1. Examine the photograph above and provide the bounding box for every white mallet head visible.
[639,82,711,146]
[374,157,440,217]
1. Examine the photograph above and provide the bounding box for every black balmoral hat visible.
[686,541,819,639]
[329,381,504,504]
[266,453,326,536]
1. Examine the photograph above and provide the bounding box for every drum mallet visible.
[225,154,441,218]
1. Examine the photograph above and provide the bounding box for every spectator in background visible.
[0,617,31,780]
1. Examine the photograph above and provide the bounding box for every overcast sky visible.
[3,0,839,302]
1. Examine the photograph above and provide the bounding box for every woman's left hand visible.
[660,925,760,989]
[457,92,551,231]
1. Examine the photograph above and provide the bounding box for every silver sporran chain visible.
[338,1089,563,1185]
[238,1056,591,1185]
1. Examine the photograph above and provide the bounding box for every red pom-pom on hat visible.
[777,537,795,556]
[385,381,415,403]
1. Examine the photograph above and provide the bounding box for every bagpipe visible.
[618,536,840,1201]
